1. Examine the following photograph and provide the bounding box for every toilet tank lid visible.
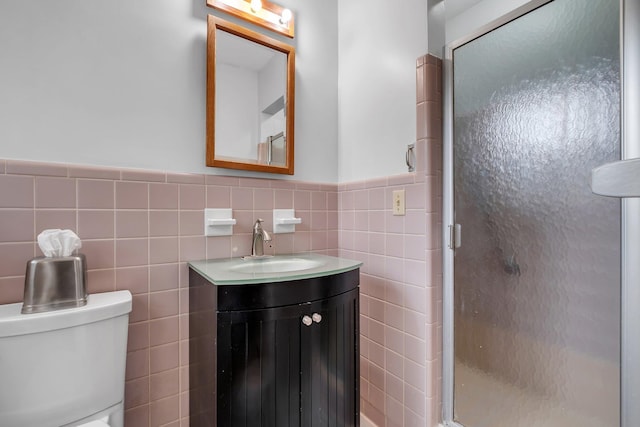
[0,290,132,338]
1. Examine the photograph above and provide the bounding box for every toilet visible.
[0,290,132,427]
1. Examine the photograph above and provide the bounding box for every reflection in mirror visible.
[207,15,295,174]
[216,30,286,164]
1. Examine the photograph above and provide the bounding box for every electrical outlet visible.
[393,190,406,216]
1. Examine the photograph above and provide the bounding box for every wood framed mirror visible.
[207,15,295,175]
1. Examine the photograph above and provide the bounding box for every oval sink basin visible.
[229,257,324,274]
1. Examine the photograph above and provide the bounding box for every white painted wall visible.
[428,0,446,58]
[337,0,429,182]
[0,0,338,182]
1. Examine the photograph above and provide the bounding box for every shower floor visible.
[453,362,617,427]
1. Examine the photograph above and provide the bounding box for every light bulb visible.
[280,8,292,25]
[250,0,262,13]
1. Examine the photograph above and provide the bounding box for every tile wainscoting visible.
[0,159,338,426]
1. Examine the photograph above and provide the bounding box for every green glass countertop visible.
[188,253,362,285]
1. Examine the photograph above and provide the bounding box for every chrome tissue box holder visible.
[22,254,88,314]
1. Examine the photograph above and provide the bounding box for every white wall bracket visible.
[204,208,236,236]
[273,209,301,234]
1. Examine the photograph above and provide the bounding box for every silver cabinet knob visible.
[312,313,322,323]
[302,315,313,326]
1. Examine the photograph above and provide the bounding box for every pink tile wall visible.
[0,160,338,427]
[342,54,443,427]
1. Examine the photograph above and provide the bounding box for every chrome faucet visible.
[251,219,272,257]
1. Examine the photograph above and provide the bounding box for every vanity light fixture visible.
[279,8,292,25]
[207,0,295,38]
[250,0,262,13]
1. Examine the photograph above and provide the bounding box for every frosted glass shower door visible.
[451,1,621,426]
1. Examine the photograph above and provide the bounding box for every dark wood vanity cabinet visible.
[188,267,360,427]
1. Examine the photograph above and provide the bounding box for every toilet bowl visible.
[0,290,132,427]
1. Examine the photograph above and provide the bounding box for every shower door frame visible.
[441,0,640,426]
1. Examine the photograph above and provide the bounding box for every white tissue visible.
[37,229,82,257]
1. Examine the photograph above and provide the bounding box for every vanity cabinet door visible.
[301,288,360,427]
[217,303,304,427]
[217,288,359,427]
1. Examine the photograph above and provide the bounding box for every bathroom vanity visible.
[188,253,362,427]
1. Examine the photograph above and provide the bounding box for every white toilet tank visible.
[0,290,132,427]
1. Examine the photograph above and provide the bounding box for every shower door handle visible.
[591,158,640,197]
[449,224,462,249]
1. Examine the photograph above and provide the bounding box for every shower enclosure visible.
[441,0,640,425]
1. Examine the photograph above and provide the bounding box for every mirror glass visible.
[207,16,295,174]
